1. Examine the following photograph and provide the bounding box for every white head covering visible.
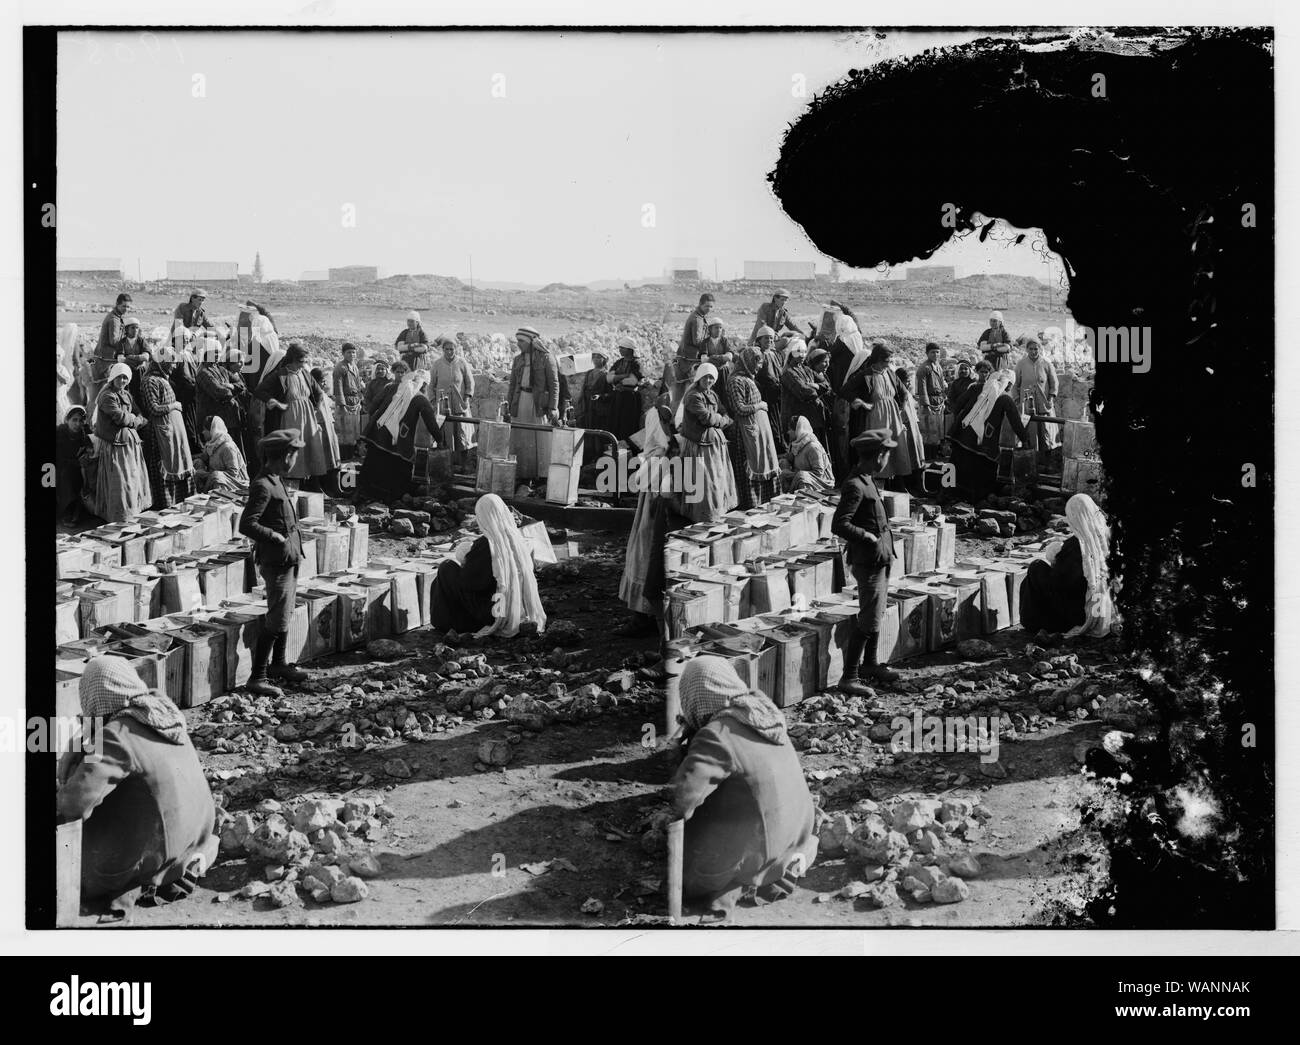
[473,494,548,638]
[407,310,421,322]
[990,310,1004,325]
[107,361,132,385]
[673,361,719,428]
[838,313,870,381]
[962,369,1014,435]
[630,408,674,494]
[1064,494,1115,638]
[377,369,421,441]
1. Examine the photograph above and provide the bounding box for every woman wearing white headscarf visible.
[779,415,835,494]
[947,364,1030,497]
[978,310,1013,350]
[726,347,781,509]
[671,655,818,920]
[195,415,250,492]
[1020,493,1116,637]
[428,493,547,638]
[357,362,443,501]
[824,306,870,480]
[58,656,217,908]
[675,361,737,523]
[92,362,153,522]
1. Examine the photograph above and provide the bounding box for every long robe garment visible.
[859,364,925,479]
[140,371,195,509]
[92,387,153,523]
[195,363,249,462]
[428,354,477,451]
[254,366,330,479]
[428,535,498,632]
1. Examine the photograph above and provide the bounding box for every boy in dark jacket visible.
[239,428,310,696]
[831,428,902,691]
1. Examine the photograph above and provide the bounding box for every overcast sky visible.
[56,28,1062,285]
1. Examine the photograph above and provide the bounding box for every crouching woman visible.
[427,493,548,638]
[671,656,818,920]
[57,656,218,910]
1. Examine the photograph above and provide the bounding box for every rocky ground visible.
[70,499,1152,929]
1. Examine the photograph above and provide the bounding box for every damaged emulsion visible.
[770,27,1274,927]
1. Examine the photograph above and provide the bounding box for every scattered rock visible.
[947,854,982,878]
[331,876,369,903]
[348,853,383,878]
[384,758,413,778]
[477,738,513,767]
[367,639,407,660]
[932,876,971,904]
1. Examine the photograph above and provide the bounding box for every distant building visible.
[743,260,817,283]
[166,260,239,285]
[669,257,701,281]
[906,265,957,282]
[299,270,330,282]
[57,257,123,279]
[328,265,380,283]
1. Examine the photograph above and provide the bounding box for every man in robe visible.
[332,342,364,459]
[915,343,949,454]
[671,293,713,411]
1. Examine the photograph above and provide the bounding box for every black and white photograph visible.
[7,0,1295,976]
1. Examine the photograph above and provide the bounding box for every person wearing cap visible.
[671,294,714,411]
[57,656,218,910]
[56,405,94,524]
[750,288,801,346]
[1011,337,1059,454]
[508,326,561,477]
[608,336,645,442]
[239,429,311,696]
[140,347,196,509]
[915,343,949,453]
[332,343,364,459]
[395,310,430,370]
[428,335,476,466]
[253,343,332,486]
[196,346,249,462]
[173,290,214,331]
[91,293,135,392]
[832,428,902,690]
[574,348,612,465]
[92,362,153,523]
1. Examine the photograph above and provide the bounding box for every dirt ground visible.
[73,527,1111,930]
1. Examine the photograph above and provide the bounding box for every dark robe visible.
[428,536,497,632]
[169,354,201,452]
[1019,537,1087,634]
[56,422,93,517]
[358,385,442,501]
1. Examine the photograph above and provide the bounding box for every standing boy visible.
[239,429,311,697]
[831,428,902,691]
